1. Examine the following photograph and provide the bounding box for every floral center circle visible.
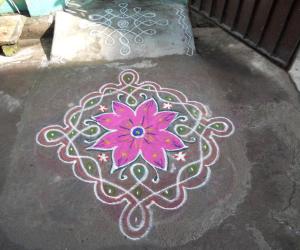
[131,126,145,138]
[117,19,129,29]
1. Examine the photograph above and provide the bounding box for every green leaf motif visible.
[123,74,133,84]
[104,184,117,196]
[187,164,199,176]
[71,114,79,125]
[133,165,145,179]
[134,187,143,198]
[212,123,225,130]
[176,126,188,135]
[46,130,62,140]
[83,159,98,177]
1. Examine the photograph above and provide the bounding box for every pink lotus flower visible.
[91,98,186,171]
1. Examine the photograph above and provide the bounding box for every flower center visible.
[131,126,145,138]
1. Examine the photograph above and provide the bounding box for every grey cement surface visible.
[0,56,250,249]
[51,1,194,63]
[0,28,300,249]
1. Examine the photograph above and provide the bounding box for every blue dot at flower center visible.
[131,127,144,138]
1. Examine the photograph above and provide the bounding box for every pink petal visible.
[93,131,130,150]
[113,142,139,168]
[155,131,186,151]
[95,113,121,130]
[95,102,135,130]
[135,99,158,125]
[113,101,135,118]
[141,144,167,170]
[152,111,177,130]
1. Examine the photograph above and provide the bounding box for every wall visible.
[0,0,27,13]
[0,0,64,16]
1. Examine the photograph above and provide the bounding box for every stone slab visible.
[65,0,189,11]
[21,15,54,39]
[0,15,25,45]
[51,1,195,63]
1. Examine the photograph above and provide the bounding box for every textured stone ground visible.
[0,27,300,250]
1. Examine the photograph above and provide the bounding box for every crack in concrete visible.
[282,179,297,211]
[269,174,300,236]
[282,169,298,211]
[270,212,300,236]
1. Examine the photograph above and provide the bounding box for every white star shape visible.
[163,102,172,110]
[99,105,108,112]
[97,153,109,162]
[173,151,187,162]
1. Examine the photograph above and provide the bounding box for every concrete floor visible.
[0,27,300,250]
[51,1,194,63]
